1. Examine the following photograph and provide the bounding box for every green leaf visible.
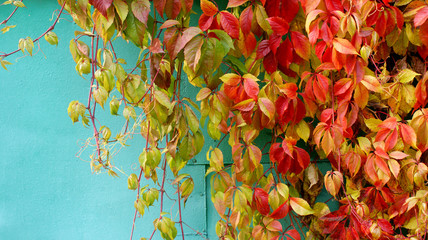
[185,105,200,133]
[113,0,129,23]
[123,106,136,120]
[172,173,190,185]
[154,90,172,110]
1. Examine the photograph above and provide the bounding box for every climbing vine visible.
[3,0,428,239]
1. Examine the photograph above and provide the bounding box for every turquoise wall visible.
[0,1,213,239]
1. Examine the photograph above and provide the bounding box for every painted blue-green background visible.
[0,1,215,239]
[1,2,335,240]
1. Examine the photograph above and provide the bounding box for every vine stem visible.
[0,2,65,58]
[0,0,23,26]
[177,182,185,240]
[130,119,151,240]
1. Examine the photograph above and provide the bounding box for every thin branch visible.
[0,1,65,59]
[0,1,23,26]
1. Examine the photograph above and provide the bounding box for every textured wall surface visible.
[0,1,212,239]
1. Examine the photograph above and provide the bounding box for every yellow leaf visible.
[290,197,314,216]
[296,121,310,142]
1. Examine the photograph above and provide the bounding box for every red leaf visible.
[280,0,299,23]
[199,14,214,31]
[89,0,113,17]
[285,229,301,240]
[201,0,218,16]
[265,0,280,17]
[277,39,293,68]
[240,32,257,58]
[269,34,282,54]
[295,147,310,172]
[325,0,343,11]
[270,202,290,219]
[415,6,428,27]
[270,143,285,163]
[164,0,181,19]
[263,51,278,74]
[420,21,428,46]
[391,6,404,30]
[227,0,248,8]
[291,31,311,60]
[375,12,387,37]
[257,40,271,59]
[153,0,166,16]
[267,17,289,35]
[253,188,270,216]
[220,11,240,39]
[240,6,253,36]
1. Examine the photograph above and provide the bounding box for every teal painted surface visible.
[0,2,210,239]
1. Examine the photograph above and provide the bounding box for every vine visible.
[3,0,428,239]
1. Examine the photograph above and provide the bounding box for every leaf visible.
[266,220,282,232]
[365,118,382,132]
[227,0,248,8]
[131,0,151,25]
[233,99,255,111]
[253,188,270,216]
[291,31,311,60]
[196,88,211,101]
[324,171,343,196]
[113,0,128,23]
[220,11,240,39]
[89,0,113,17]
[397,69,420,83]
[414,6,428,27]
[185,105,199,133]
[267,17,289,35]
[160,20,180,29]
[154,90,172,110]
[258,98,275,120]
[240,6,253,35]
[1,58,12,70]
[200,0,217,16]
[270,202,290,219]
[290,197,314,216]
[399,123,417,148]
[184,35,203,71]
[388,159,400,179]
[296,121,310,142]
[220,73,241,86]
[332,38,358,55]
[285,229,301,240]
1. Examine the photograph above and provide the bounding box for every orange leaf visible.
[233,99,255,111]
[258,98,275,120]
[291,31,311,60]
[333,38,358,55]
[200,0,218,16]
[227,0,248,8]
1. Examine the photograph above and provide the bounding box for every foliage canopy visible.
[2,0,428,239]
